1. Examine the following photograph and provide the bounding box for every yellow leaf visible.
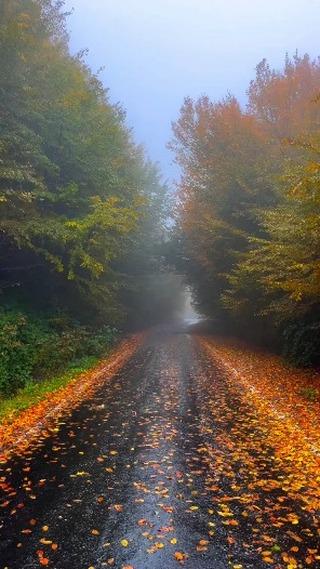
[155,542,164,549]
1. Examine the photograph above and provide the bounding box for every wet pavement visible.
[0,325,319,569]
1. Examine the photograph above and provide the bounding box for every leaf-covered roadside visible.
[1,329,319,568]
[0,333,143,460]
[169,55,320,366]
[199,335,320,515]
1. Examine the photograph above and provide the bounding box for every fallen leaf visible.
[174,551,189,564]
[91,529,100,536]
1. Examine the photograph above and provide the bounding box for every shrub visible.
[282,320,320,367]
[0,311,47,395]
[0,309,119,396]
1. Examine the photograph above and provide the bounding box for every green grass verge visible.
[0,355,101,424]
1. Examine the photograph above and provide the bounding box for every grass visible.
[0,355,100,424]
[299,386,319,403]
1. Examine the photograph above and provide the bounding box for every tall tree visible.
[171,54,320,362]
[0,0,168,324]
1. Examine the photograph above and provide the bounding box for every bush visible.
[0,311,39,395]
[84,325,119,356]
[282,320,320,367]
[0,308,119,396]
[33,323,118,377]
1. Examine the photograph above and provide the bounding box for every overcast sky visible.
[64,0,320,184]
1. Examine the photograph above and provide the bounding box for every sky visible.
[64,0,320,185]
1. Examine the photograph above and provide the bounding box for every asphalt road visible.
[0,325,319,569]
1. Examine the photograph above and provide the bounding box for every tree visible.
[224,135,320,362]
[170,95,273,316]
[171,54,320,362]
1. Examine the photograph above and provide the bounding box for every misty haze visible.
[0,2,319,568]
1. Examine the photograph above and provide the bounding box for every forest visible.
[1,0,320,402]
[170,54,320,367]
[1,2,320,568]
[0,0,174,397]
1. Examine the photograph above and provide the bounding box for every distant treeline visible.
[170,54,320,366]
[0,0,172,395]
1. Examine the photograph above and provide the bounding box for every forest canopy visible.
[170,54,320,366]
[0,0,170,394]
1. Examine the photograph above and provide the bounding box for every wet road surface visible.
[0,325,319,569]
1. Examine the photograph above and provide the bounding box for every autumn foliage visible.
[199,335,320,511]
[170,54,320,365]
[0,0,169,395]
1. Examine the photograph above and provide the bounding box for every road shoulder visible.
[0,333,144,461]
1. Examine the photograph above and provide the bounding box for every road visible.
[0,325,319,569]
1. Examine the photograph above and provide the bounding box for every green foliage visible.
[0,0,172,398]
[0,311,40,394]
[0,307,118,396]
[225,139,320,363]
[282,321,320,367]
[0,355,100,423]
[0,0,168,329]
[299,386,319,403]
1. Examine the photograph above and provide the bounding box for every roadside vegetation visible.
[0,0,172,406]
[0,354,99,422]
[170,54,320,367]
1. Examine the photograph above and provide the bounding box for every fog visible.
[65,0,320,182]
